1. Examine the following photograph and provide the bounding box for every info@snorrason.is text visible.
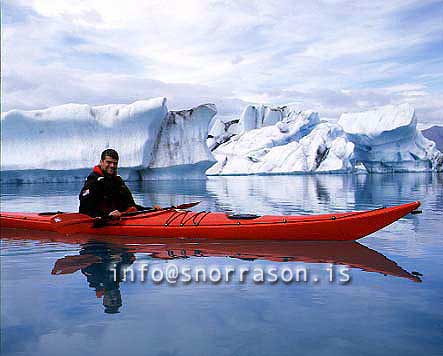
[111,263,352,285]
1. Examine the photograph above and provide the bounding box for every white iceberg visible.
[338,104,443,172]
[4,97,441,184]
[1,98,216,183]
[207,106,354,175]
[238,104,284,132]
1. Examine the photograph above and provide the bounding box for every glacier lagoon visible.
[1,173,442,356]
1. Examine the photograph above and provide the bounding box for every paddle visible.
[51,254,102,275]
[50,201,200,235]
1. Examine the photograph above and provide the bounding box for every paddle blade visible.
[51,254,102,275]
[174,201,200,210]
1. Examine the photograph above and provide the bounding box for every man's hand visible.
[125,206,138,213]
[153,205,162,211]
[108,210,122,219]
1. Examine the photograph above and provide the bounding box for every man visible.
[79,149,137,218]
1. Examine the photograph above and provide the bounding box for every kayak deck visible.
[0,201,421,241]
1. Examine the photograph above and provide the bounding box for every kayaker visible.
[79,149,138,218]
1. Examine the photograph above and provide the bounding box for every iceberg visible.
[1,98,216,183]
[338,104,443,173]
[140,104,217,179]
[207,104,317,152]
[237,104,284,132]
[207,116,240,151]
[3,97,440,185]
[207,105,354,175]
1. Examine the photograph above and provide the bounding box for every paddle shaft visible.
[51,201,200,234]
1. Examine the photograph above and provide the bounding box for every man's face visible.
[100,156,118,175]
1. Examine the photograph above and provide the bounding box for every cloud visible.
[2,0,442,124]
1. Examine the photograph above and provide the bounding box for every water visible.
[1,174,443,356]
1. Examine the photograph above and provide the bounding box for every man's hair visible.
[101,149,119,161]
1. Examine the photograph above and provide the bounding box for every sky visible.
[2,0,443,125]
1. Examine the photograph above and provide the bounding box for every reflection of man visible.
[79,149,137,218]
[82,243,135,314]
[52,242,135,314]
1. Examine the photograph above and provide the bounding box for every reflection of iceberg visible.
[353,173,436,209]
[1,228,421,282]
[205,173,437,218]
[137,174,412,216]
[2,173,436,219]
[1,175,354,215]
[206,175,357,215]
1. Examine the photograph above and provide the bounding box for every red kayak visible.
[0,201,421,241]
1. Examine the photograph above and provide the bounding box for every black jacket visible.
[79,166,136,217]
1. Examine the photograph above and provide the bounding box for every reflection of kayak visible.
[0,201,420,241]
[1,228,421,282]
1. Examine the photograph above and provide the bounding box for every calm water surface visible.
[1,174,442,356]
